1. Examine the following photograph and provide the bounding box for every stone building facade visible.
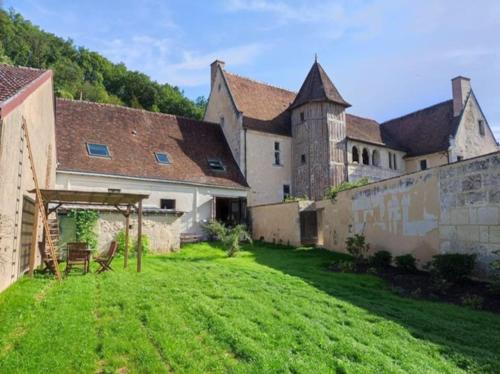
[205,60,498,206]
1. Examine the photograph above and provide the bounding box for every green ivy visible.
[325,177,370,201]
[68,210,99,250]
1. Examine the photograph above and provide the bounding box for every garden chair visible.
[65,242,91,275]
[94,241,118,273]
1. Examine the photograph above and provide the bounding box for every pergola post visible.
[124,205,130,269]
[28,197,40,277]
[136,199,143,273]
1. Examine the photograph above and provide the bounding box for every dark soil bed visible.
[330,264,500,313]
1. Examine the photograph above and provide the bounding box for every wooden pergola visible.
[28,189,149,277]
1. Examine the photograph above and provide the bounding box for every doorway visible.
[300,210,317,245]
[214,197,247,226]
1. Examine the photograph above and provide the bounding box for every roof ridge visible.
[346,112,379,123]
[381,99,452,125]
[56,98,219,126]
[224,71,296,95]
[0,63,48,73]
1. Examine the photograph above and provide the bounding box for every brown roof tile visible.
[224,72,295,136]
[55,99,248,189]
[290,62,350,109]
[380,100,458,156]
[0,64,47,103]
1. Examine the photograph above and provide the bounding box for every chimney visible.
[452,76,471,117]
[211,60,225,89]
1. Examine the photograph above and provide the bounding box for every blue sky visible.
[5,0,500,138]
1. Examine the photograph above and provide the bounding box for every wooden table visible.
[65,243,92,275]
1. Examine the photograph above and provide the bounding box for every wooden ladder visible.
[21,118,61,280]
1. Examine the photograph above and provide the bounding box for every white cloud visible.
[100,35,268,87]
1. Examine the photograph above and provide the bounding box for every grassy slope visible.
[0,242,499,373]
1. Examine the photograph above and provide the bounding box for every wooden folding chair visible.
[94,241,118,273]
[65,242,91,275]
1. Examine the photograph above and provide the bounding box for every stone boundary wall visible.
[250,201,302,247]
[59,211,182,254]
[252,152,500,275]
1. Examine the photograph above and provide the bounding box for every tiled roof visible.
[0,64,47,103]
[55,99,248,189]
[224,72,295,136]
[380,100,458,156]
[290,62,350,109]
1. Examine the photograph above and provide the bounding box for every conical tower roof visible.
[290,61,350,109]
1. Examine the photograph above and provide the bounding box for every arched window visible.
[362,148,370,165]
[352,146,359,163]
[372,150,380,167]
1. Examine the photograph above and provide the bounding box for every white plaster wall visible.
[245,130,292,206]
[56,172,247,235]
[204,68,244,171]
[0,78,56,292]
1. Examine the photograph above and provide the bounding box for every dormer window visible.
[87,143,110,158]
[208,159,225,171]
[155,152,171,164]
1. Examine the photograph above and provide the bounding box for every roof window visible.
[87,143,110,157]
[208,159,225,171]
[155,152,171,164]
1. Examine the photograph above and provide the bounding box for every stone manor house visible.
[205,60,498,205]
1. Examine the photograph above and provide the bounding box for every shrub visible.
[370,250,392,269]
[394,254,417,272]
[431,254,476,283]
[203,221,252,257]
[325,178,369,201]
[330,260,355,273]
[491,249,500,277]
[488,281,500,296]
[461,294,484,310]
[345,234,369,263]
[114,230,150,256]
[68,209,99,251]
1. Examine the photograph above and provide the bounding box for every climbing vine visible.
[68,210,99,250]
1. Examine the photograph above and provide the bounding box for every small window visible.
[352,146,359,163]
[478,120,485,136]
[155,152,171,164]
[217,83,221,92]
[300,112,305,122]
[87,143,110,157]
[388,152,393,169]
[220,116,225,128]
[393,154,397,170]
[160,199,176,210]
[362,148,370,165]
[301,154,306,164]
[274,142,281,165]
[420,159,427,170]
[108,188,121,193]
[457,155,464,162]
[208,159,225,171]
[283,184,290,200]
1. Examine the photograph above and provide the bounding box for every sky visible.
[4,0,500,139]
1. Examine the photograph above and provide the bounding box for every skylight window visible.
[87,143,110,157]
[208,159,225,171]
[155,152,171,164]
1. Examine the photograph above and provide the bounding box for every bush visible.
[431,254,476,283]
[394,254,417,272]
[461,294,484,310]
[203,221,252,257]
[370,250,392,268]
[329,260,355,273]
[114,230,150,256]
[345,234,369,263]
[325,178,369,201]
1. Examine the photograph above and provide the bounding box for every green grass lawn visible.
[0,242,499,373]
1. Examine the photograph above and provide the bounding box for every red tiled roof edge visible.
[0,69,53,119]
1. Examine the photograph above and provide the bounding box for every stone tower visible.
[290,61,351,200]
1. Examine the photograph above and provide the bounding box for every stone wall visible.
[59,211,182,254]
[439,154,500,273]
[251,152,500,276]
[250,201,302,247]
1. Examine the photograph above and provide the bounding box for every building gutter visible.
[57,169,250,192]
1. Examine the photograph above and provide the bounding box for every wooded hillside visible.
[0,9,206,119]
